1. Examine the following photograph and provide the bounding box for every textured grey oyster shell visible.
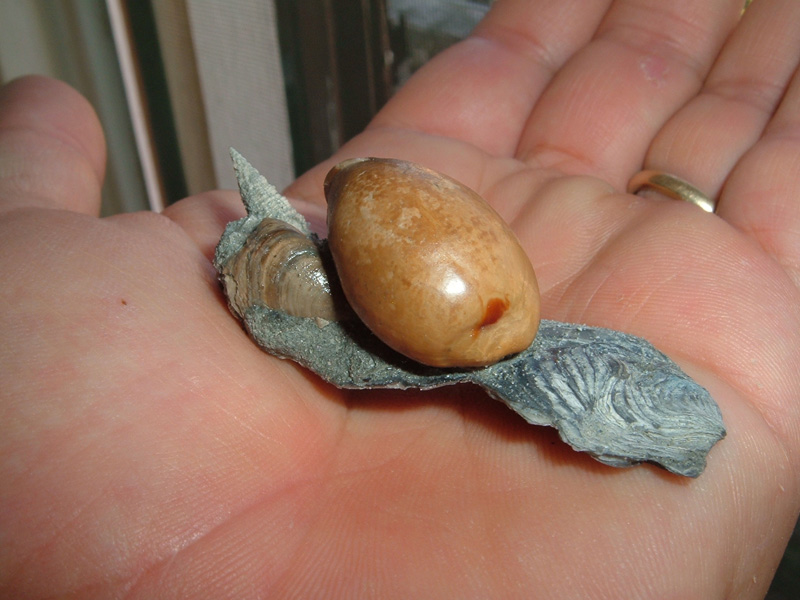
[215,149,726,477]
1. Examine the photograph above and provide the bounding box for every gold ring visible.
[627,170,716,213]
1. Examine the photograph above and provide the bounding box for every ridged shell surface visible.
[218,218,338,321]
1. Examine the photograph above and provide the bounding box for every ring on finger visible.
[627,170,716,213]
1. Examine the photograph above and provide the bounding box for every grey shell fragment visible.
[215,149,311,270]
[215,150,726,477]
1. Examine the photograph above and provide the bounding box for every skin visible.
[0,0,798,597]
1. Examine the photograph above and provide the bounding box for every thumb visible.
[0,75,106,216]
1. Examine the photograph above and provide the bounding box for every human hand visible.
[2,1,799,598]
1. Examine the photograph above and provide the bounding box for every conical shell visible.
[218,218,338,321]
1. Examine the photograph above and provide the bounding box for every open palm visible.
[2,1,799,598]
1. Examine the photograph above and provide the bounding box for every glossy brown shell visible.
[325,158,541,367]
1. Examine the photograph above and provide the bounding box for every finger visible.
[639,0,800,198]
[719,65,800,285]
[516,0,742,187]
[370,0,612,157]
[0,75,106,215]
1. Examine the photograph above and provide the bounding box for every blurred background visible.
[0,0,490,215]
[0,1,795,595]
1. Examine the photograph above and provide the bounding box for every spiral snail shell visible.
[218,217,339,322]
